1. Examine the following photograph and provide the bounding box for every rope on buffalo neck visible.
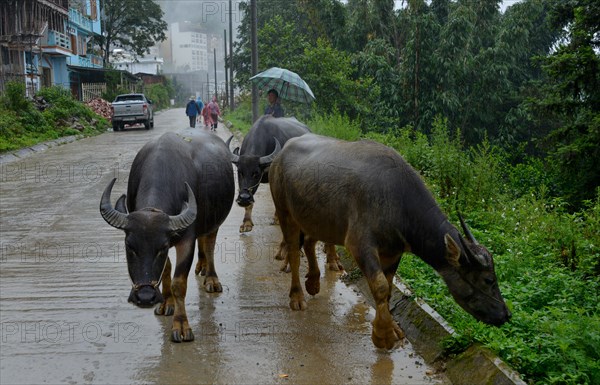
[239,170,265,195]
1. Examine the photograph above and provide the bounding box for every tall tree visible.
[529,0,600,205]
[96,0,167,66]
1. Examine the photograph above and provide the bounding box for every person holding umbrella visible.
[264,89,284,117]
[250,68,316,118]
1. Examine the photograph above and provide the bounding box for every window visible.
[90,0,98,20]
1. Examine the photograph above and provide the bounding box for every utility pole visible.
[213,48,217,102]
[224,29,229,108]
[250,0,259,122]
[206,73,210,102]
[229,0,235,110]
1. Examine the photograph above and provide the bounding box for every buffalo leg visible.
[348,240,401,349]
[278,212,306,310]
[381,253,405,342]
[198,231,222,293]
[154,258,175,316]
[304,236,320,295]
[195,243,207,276]
[323,242,344,271]
[170,238,195,342]
[239,204,254,233]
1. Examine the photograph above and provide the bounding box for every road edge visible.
[338,252,526,385]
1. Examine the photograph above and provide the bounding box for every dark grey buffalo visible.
[100,132,234,342]
[269,134,511,349]
[228,115,310,233]
[228,116,343,271]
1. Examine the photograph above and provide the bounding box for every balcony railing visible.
[47,30,71,51]
[69,8,93,32]
[67,54,103,68]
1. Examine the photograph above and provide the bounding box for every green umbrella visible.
[250,67,316,104]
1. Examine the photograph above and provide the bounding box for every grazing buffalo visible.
[100,132,234,342]
[269,134,511,349]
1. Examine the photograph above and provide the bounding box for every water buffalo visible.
[228,115,310,233]
[228,115,343,271]
[100,132,234,342]
[269,134,511,349]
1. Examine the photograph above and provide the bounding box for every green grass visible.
[0,82,109,153]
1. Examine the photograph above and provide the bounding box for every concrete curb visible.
[0,135,81,164]
[338,253,526,385]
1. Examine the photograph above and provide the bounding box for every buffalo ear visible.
[115,194,128,214]
[444,234,462,267]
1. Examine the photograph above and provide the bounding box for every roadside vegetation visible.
[227,104,600,384]
[0,76,178,154]
[227,103,599,384]
[226,1,599,382]
[0,82,109,152]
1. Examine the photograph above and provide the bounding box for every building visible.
[167,22,209,73]
[159,21,230,101]
[0,0,104,98]
[112,47,164,75]
[0,0,70,95]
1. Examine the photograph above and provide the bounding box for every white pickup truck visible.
[111,93,154,131]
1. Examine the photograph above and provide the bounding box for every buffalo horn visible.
[226,135,240,164]
[100,178,129,229]
[458,212,479,245]
[225,135,234,149]
[259,138,282,166]
[168,183,197,232]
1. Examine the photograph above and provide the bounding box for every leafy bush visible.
[0,82,108,152]
[144,81,175,111]
[228,102,600,384]
[307,109,361,141]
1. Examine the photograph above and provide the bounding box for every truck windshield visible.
[114,95,144,102]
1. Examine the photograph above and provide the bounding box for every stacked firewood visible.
[85,98,113,121]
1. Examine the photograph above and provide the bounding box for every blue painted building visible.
[40,0,103,98]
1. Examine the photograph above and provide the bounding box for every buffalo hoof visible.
[171,328,194,343]
[204,277,222,293]
[289,295,307,311]
[154,303,175,316]
[280,262,291,273]
[305,274,320,296]
[371,322,405,350]
[195,264,206,276]
[239,222,253,233]
[327,261,345,272]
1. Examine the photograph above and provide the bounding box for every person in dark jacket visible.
[264,89,284,117]
[186,96,201,128]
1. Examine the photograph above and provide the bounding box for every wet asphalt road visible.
[0,109,444,384]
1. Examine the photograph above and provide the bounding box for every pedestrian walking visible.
[207,96,221,131]
[201,104,212,130]
[195,96,204,125]
[185,96,201,128]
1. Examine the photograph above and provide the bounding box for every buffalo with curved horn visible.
[270,134,511,349]
[99,132,234,343]
[227,116,345,271]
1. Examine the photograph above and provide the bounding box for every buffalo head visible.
[99,178,197,307]
[440,215,511,326]
[227,136,281,207]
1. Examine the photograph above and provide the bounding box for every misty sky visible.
[156,0,522,42]
[158,0,242,39]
